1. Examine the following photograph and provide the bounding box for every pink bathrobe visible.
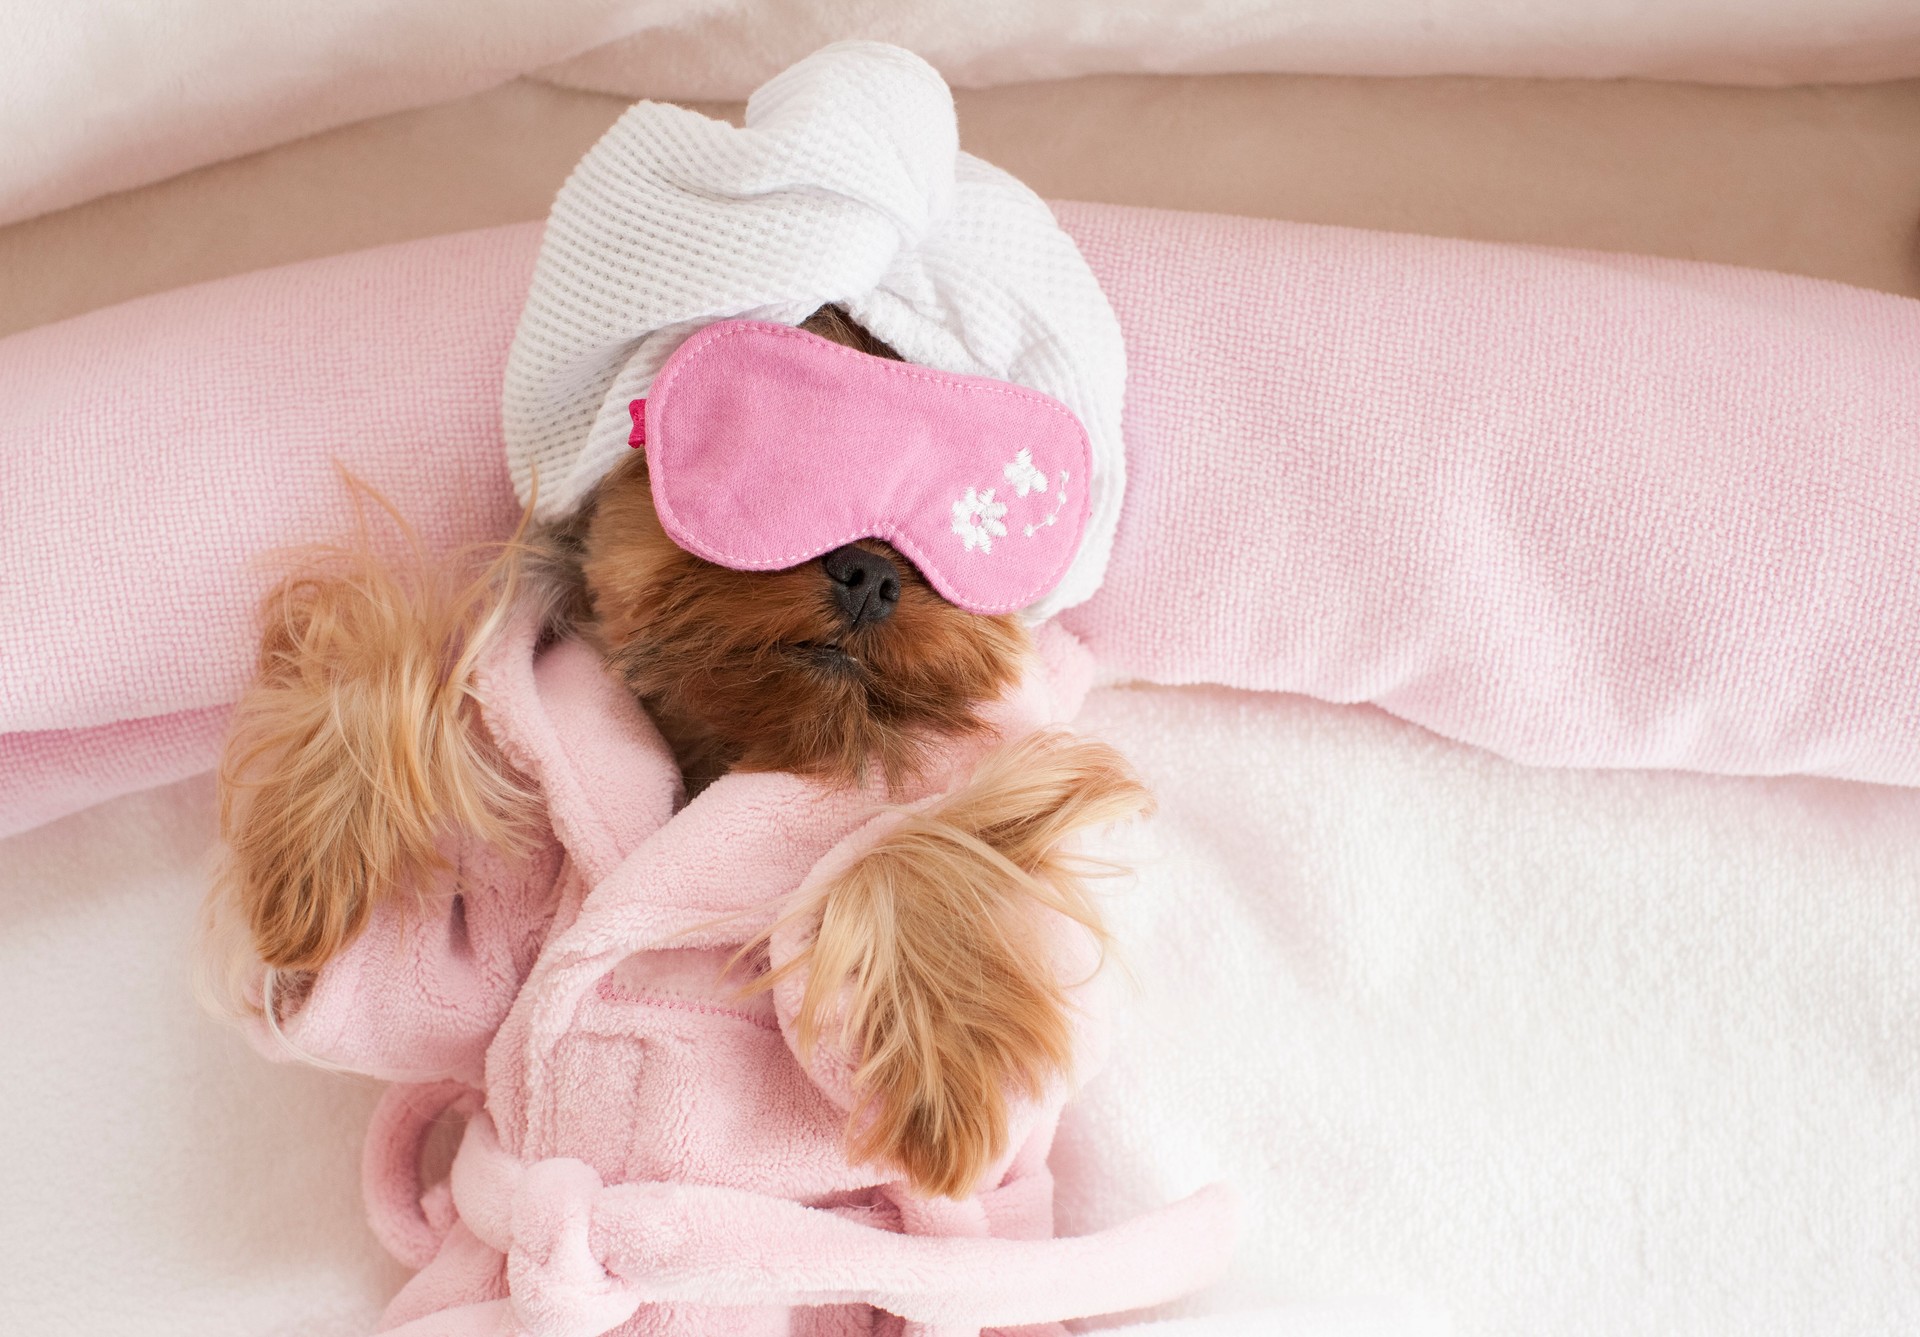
[253,611,1237,1337]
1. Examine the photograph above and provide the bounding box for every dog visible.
[210,305,1149,1200]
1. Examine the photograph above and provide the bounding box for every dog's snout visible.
[822,544,901,628]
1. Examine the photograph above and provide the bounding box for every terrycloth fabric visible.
[0,707,231,841]
[1052,206,1920,786]
[7,2,1920,231]
[637,321,1093,615]
[10,202,1920,836]
[501,42,1127,622]
[0,222,533,738]
[9,682,1919,1337]
[247,615,1236,1336]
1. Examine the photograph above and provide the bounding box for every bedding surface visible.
[5,1,1919,229]
[5,683,1914,1336]
[6,73,1919,342]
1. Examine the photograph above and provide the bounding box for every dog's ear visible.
[215,543,534,976]
[776,731,1150,1198]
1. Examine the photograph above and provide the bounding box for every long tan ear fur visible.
[210,491,538,994]
[770,729,1151,1198]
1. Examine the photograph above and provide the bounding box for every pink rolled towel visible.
[6,202,1920,836]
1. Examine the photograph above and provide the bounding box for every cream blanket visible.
[5,1,1919,227]
[3,681,1911,1335]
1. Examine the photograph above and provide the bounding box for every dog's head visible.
[576,308,1030,790]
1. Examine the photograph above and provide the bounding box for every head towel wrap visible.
[501,41,1126,619]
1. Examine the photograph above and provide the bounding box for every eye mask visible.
[630,321,1093,617]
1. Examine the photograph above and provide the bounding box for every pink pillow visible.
[1057,205,1920,784]
[7,202,1920,836]
[1,225,539,833]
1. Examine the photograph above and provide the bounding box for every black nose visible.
[821,544,901,628]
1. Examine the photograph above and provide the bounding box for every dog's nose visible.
[822,544,901,628]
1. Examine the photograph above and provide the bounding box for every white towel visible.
[501,40,1127,619]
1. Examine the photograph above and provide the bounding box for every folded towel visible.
[10,201,1920,840]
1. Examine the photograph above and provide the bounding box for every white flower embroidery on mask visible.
[1003,450,1049,497]
[952,487,1009,553]
[1024,472,1070,537]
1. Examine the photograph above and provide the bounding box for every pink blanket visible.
[6,201,1920,837]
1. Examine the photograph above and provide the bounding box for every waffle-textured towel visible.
[501,41,1128,621]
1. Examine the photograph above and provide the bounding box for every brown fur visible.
[209,307,1146,1200]
[215,495,540,976]
[583,452,1028,793]
[580,308,1028,792]
[761,729,1149,1197]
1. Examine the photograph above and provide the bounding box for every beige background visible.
[2,72,1917,342]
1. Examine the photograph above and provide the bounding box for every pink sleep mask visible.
[629,320,1092,616]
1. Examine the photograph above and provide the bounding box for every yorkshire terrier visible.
[209,305,1148,1198]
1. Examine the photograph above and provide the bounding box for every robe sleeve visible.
[245,833,567,1085]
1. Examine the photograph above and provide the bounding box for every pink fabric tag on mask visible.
[631,320,1092,616]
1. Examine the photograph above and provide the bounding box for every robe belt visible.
[438,1110,1238,1337]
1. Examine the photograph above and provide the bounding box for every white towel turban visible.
[501,41,1127,620]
